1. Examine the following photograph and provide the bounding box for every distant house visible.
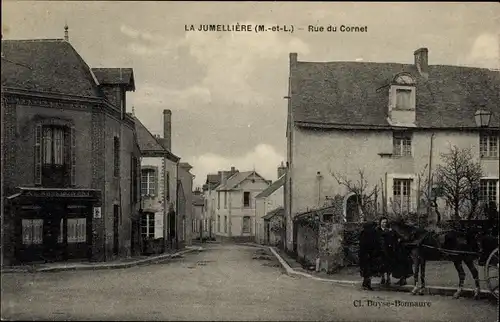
[215,170,270,242]
[255,162,286,244]
[2,37,141,265]
[134,110,179,254]
[192,189,207,240]
[202,168,239,239]
[284,48,499,254]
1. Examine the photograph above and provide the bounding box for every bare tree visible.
[434,146,483,220]
[330,169,379,221]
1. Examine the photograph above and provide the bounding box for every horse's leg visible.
[452,259,466,299]
[418,259,426,295]
[464,258,481,300]
[411,250,420,295]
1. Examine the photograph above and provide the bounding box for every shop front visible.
[7,187,101,264]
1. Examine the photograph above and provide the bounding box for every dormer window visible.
[388,73,417,126]
[396,89,412,110]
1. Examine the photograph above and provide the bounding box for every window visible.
[67,218,86,243]
[480,179,498,204]
[224,192,227,209]
[242,216,251,233]
[131,156,138,203]
[393,132,412,157]
[204,219,208,232]
[113,136,120,177]
[224,216,227,233]
[37,125,73,187]
[393,179,412,213]
[141,213,155,239]
[217,215,221,232]
[395,89,412,110]
[22,219,43,245]
[243,192,251,207]
[42,126,65,165]
[141,169,156,196]
[480,134,498,158]
[217,192,221,209]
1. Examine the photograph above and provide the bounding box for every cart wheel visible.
[484,247,499,300]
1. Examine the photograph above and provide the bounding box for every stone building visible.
[2,36,141,265]
[284,48,499,254]
[134,110,180,254]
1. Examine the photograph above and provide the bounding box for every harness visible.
[405,230,480,256]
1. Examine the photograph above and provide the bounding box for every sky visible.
[2,2,499,188]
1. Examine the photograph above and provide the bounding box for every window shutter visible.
[34,124,42,185]
[71,126,76,186]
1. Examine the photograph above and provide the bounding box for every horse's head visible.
[389,218,415,240]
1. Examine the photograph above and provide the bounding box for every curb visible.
[1,246,203,273]
[269,247,496,301]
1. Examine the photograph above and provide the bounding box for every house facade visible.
[284,48,499,253]
[192,189,208,240]
[134,110,180,254]
[202,169,238,239]
[215,170,270,242]
[2,38,141,265]
[255,163,286,244]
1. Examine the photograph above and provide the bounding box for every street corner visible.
[251,247,282,269]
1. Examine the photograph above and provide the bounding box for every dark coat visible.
[358,222,383,278]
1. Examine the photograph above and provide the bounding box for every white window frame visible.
[480,177,499,206]
[141,168,156,197]
[393,132,412,157]
[479,134,499,159]
[386,173,417,214]
[141,213,155,239]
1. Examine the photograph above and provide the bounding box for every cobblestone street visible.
[1,245,497,321]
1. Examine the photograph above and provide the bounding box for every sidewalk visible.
[1,246,202,273]
[270,247,497,301]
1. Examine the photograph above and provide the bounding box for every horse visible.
[389,218,483,299]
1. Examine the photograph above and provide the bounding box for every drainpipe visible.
[427,133,435,220]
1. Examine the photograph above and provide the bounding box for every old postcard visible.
[1,1,499,321]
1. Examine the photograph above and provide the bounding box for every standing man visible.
[359,221,379,290]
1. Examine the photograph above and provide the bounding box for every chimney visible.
[231,166,235,173]
[163,109,172,151]
[277,161,286,179]
[64,23,69,42]
[221,171,228,185]
[414,48,428,76]
[290,52,297,68]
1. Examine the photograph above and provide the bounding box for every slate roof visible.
[263,207,284,221]
[216,171,268,191]
[1,39,102,97]
[134,116,180,161]
[255,174,285,199]
[291,58,500,129]
[92,68,135,91]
